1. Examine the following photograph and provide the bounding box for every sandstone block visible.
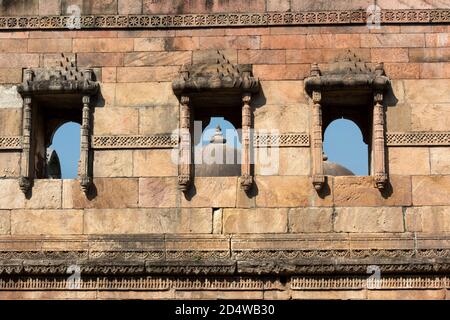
[38,0,61,15]
[143,0,264,14]
[420,62,450,78]
[0,39,27,53]
[101,67,117,83]
[11,210,83,235]
[286,48,370,64]
[371,48,409,63]
[253,64,310,80]
[77,53,124,67]
[361,34,425,48]
[73,38,133,53]
[367,289,445,300]
[181,177,237,208]
[254,104,309,132]
[386,102,411,132]
[138,105,178,134]
[0,68,22,84]
[306,34,361,49]
[0,179,25,209]
[133,150,177,177]
[115,82,178,107]
[139,177,178,207]
[0,0,39,15]
[0,102,22,128]
[333,176,412,206]
[409,48,450,62]
[267,0,290,11]
[411,104,450,131]
[93,150,133,177]
[334,207,404,233]
[116,66,179,82]
[193,49,237,65]
[384,63,420,79]
[0,211,10,235]
[118,0,142,14]
[28,39,72,53]
[0,54,39,68]
[404,80,450,103]
[238,50,285,64]
[288,208,333,233]
[124,51,192,67]
[63,178,138,209]
[291,0,372,10]
[388,147,430,175]
[93,107,139,135]
[254,81,308,106]
[430,148,450,174]
[165,37,200,51]
[425,33,450,47]
[412,175,450,206]
[134,37,166,51]
[261,35,306,49]
[223,208,288,233]
[199,36,260,50]
[25,180,62,209]
[291,290,367,300]
[0,152,20,178]
[0,85,23,108]
[406,206,450,233]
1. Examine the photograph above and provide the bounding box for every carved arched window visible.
[172,50,260,192]
[304,50,390,190]
[17,54,99,194]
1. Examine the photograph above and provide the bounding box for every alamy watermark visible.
[66,5,81,30]
[366,265,382,289]
[66,264,81,289]
[366,5,382,30]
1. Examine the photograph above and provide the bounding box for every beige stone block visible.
[404,80,450,103]
[84,208,212,234]
[254,81,307,106]
[0,108,21,135]
[93,107,139,135]
[289,208,333,233]
[412,175,450,206]
[406,206,450,233]
[334,207,404,233]
[0,210,10,235]
[25,179,62,209]
[334,176,412,207]
[367,289,445,300]
[291,290,366,300]
[255,176,333,207]
[175,291,263,299]
[254,104,309,133]
[386,103,411,132]
[63,178,138,209]
[0,179,25,209]
[411,104,450,131]
[212,208,223,233]
[133,150,177,177]
[138,105,178,135]
[0,291,97,300]
[94,150,133,177]
[115,82,178,107]
[223,208,288,233]
[388,147,430,175]
[0,85,22,108]
[95,83,116,108]
[430,147,450,174]
[96,291,174,299]
[11,210,83,235]
[0,152,20,178]
[139,177,178,207]
[279,148,310,175]
[182,177,237,208]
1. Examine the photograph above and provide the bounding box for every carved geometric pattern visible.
[91,135,179,149]
[0,136,22,150]
[386,132,450,146]
[254,133,310,147]
[0,10,449,30]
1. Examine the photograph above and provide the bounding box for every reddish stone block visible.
[384,63,420,79]
[199,36,260,50]
[134,37,166,51]
[62,0,118,14]
[101,67,116,82]
[75,30,118,38]
[426,33,450,47]
[0,54,39,68]
[409,48,450,62]
[118,0,142,14]
[306,34,360,49]
[38,0,61,15]
[371,48,409,63]
[361,34,425,48]
[28,39,72,53]
[77,53,124,67]
[0,40,27,53]
[73,38,133,52]
[123,51,191,67]
[420,63,450,78]
[0,68,22,84]
[28,30,76,39]
[238,50,285,64]
[286,48,370,64]
[261,35,306,49]
[116,66,180,82]
[253,64,310,80]
[142,0,264,14]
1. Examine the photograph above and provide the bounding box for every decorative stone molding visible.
[172,50,260,192]
[0,10,449,31]
[305,50,391,191]
[0,136,22,150]
[16,53,99,195]
[91,135,178,149]
[253,133,310,147]
[386,132,450,146]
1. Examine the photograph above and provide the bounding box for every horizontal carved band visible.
[91,135,178,149]
[0,136,22,150]
[0,9,449,31]
[0,275,447,291]
[254,133,310,147]
[386,132,450,146]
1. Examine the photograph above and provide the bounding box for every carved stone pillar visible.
[311,90,325,191]
[373,92,387,189]
[240,93,253,191]
[79,95,92,193]
[178,95,191,191]
[19,94,33,194]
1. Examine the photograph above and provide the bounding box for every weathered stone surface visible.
[291,0,372,10]
[388,147,430,175]
[254,104,309,133]
[0,68,22,84]
[73,38,133,53]
[0,85,22,108]
[38,0,61,15]
[138,105,178,134]
[411,104,450,131]
[28,39,72,53]
[333,176,412,207]
[0,179,25,209]
[0,54,39,68]
[386,103,411,132]
[404,80,450,103]
[0,210,10,235]
[256,176,333,207]
[223,208,288,233]
[334,207,404,233]
[255,147,310,176]
[412,175,450,206]
[367,289,445,300]
[139,177,178,207]
[212,208,223,234]
[93,150,133,177]
[0,109,21,135]
[181,177,237,208]
[115,82,178,107]
[124,51,192,67]
[0,152,20,178]
[133,150,177,177]
[361,34,425,48]
[406,206,450,233]
[291,290,367,300]
[430,148,450,174]
[84,208,212,234]
[288,208,333,233]
[63,178,138,209]
[254,81,307,106]
[93,107,139,135]
[175,291,263,299]
[118,0,142,14]
[25,180,62,209]
[117,66,179,82]
[11,210,83,235]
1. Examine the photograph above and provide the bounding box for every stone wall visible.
[0,0,450,299]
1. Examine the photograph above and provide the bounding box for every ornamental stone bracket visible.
[172,50,260,193]
[16,53,99,195]
[304,50,391,191]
